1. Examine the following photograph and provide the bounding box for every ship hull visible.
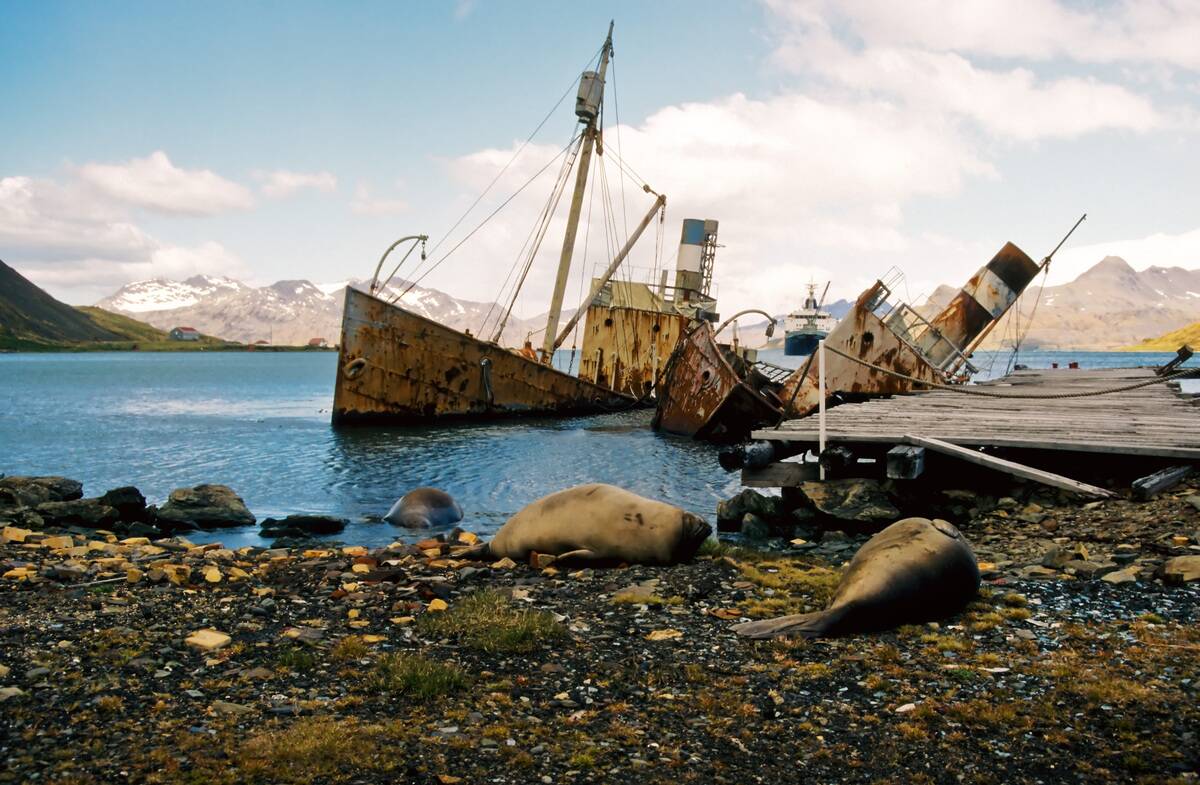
[784,331,825,356]
[653,323,783,443]
[332,287,637,425]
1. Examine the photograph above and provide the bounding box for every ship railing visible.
[861,279,979,380]
[753,360,794,384]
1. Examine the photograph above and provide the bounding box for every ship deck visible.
[752,367,1200,461]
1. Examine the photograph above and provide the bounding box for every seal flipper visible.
[459,542,493,561]
[552,548,601,564]
[732,610,833,639]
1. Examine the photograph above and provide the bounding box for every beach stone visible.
[1185,495,1200,512]
[211,700,255,716]
[800,479,898,524]
[0,476,83,508]
[1101,567,1140,585]
[35,498,120,529]
[99,486,148,522]
[1063,560,1117,579]
[740,513,771,541]
[0,687,26,702]
[1159,555,1200,584]
[185,629,232,651]
[717,490,783,530]
[259,515,346,536]
[158,485,255,529]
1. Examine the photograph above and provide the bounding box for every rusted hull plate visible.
[578,304,690,397]
[332,288,636,425]
[653,323,782,443]
[778,282,941,418]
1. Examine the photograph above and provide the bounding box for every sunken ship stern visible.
[332,287,635,425]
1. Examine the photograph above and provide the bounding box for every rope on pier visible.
[820,343,1199,400]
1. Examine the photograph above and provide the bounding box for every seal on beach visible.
[468,483,711,566]
[384,487,464,529]
[733,517,980,639]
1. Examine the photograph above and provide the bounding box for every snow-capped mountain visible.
[94,276,567,347]
[920,256,1200,350]
[99,275,252,313]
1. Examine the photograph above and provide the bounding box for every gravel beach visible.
[1,478,1199,784]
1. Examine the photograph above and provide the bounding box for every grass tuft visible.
[417,590,567,653]
[367,652,468,698]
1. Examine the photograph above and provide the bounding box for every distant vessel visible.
[783,282,836,356]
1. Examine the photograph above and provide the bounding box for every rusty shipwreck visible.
[655,231,1075,443]
[333,23,682,425]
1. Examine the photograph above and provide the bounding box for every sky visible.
[3,0,1200,320]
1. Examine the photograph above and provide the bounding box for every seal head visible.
[384,487,464,529]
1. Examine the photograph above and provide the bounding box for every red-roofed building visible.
[169,326,201,341]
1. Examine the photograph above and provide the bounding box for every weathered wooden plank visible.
[1132,465,1194,500]
[741,462,820,488]
[903,435,1114,498]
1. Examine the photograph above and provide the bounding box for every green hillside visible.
[0,259,243,351]
[1121,320,1200,352]
[0,259,122,343]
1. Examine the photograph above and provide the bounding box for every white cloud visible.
[431,92,995,317]
[1048,227,1200,285]
[0,173,247,303]
[257,169,338,198]
[765,0,1200,70]
[350,182,409,215]
[76,150,254,215]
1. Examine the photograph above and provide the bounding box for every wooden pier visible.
[752,367,1200,462]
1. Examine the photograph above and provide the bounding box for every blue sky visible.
[3,0,1200,317]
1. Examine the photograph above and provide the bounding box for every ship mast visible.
[540,21,614,363]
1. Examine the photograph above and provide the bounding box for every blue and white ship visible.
[783,282,836,356]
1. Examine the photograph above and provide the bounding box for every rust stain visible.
[653,322,782,443]
[331,288,637,424]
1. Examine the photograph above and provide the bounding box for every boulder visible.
[259,515,346,536]
[35,499,120,529]
[99,487,148,522]
[1159,555,1200,585]
[157,484,255,529]
[740,513,771,540]
[717,490,785,530]
[799,479,899,524]
[0,476,83,508]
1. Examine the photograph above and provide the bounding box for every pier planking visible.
[752,368,1200,461]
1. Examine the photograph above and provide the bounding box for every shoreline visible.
[2,474,1199,783]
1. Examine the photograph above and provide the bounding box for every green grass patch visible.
[417,590,566,653]
[367,652,467,698]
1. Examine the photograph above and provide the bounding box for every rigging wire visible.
[395,131,581,300]
[610,56,629,245]
[491,132,583,343]
[422,44,604,262]
[478,133,578,338]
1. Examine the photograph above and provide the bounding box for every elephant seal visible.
[469,483,711,566]
[734,517,980,639]
[384,487,463,529]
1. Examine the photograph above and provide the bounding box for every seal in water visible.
[384,487,464,529]
[733,517,980,639]
[469,483,711,566]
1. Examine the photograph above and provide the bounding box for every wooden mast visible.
[540,22,613,363]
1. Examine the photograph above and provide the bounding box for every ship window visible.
[651,323,661,333]
[604,318,613,327]
[701,370,712,382]
[862,331,874,347]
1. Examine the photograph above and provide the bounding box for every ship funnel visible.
[674,218,718,302]
[919,242,1040,368]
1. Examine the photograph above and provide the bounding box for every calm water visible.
[0,348,1194,547]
